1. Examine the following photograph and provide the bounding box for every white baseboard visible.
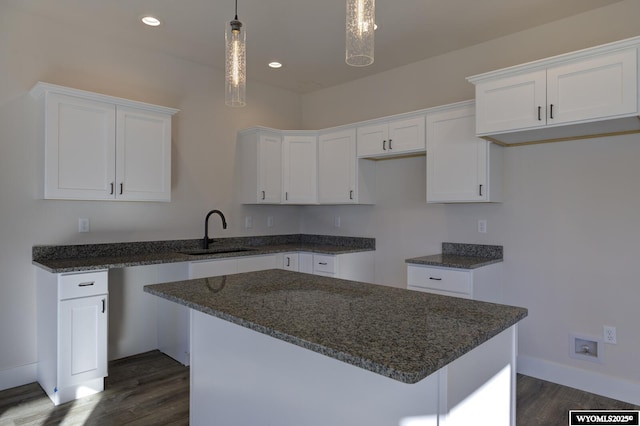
[0,363,37,391]
[518,355,640,406]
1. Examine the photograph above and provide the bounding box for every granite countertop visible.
[144,269,527,384]
[406,242,504,269]
[33,234,375,273]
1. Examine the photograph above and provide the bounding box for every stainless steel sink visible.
[179,247,256,256]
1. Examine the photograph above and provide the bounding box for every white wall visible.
[299,0,640,403]
[0,4,302,385]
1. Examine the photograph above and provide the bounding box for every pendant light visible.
[225,0,246,107]
[346,0,375,66]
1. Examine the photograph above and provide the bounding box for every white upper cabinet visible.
[237,128,283,204]
[545,50,637,125]
[115,107,172,201]
[319,128,375,204]
[473,70,546,135]
[44,93,117,200]
[356,115,425,158]
[426,101,502,203]
[318,129,356,203]
[469,37,640,145]
[31,82,178,201]
[282,133,318,204]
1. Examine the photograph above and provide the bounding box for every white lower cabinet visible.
[407,262,503,303]
[280,252,299,271]
[284,251,375,282]
[37,269,109,405]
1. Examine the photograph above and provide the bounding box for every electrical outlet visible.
[334,216,341,228]
[478,219,487,233]
[244,216,253,229]
[78,218,90,233]
[604,326,617,344]
[267,216,274,228]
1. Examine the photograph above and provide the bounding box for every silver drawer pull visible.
[78,281,95,287]
[318,262,328,265]
[429,277,442,281]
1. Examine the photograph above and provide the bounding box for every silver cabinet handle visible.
[349,190,354,200]
[389,138,393,150]
[429,277,442,281]
[78,281,95,287]
[285,257,291,267]
[549,104,554,119]
[102,298,106,313]
[382,140,387,150]
[318,262,328,265]
[110,182,114,195]
[261,190,266,200]
[538,106,542,121]
[479,184,483,197]
[120,183,124,195]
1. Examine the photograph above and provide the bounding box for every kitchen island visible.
[145,269,527,426]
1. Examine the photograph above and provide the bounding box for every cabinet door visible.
[547,48,638,125]
[318,129,356,203]
[475,70,546,135]
[281,253,299,271]
[45,93,116,200]
[116,107,172,201]
[59,295,108,388]
[257,133,283,203]
[282,135,317,204]
[356,123,388,157]
[387,116,425,154]
[427,104,488,203]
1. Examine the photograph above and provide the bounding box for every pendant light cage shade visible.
[225,18,246,107]
[346,0,375,66]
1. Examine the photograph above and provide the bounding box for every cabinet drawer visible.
[313,254,336,274]
[59,270,108,300]
[407,265,471,296]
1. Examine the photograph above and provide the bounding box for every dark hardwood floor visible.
[517,374,639,425]
[0,351,189,426]
[1,350,637,425]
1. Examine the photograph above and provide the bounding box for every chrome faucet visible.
[203,209,227,249]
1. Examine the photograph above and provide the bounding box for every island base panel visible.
[190,309,517,426]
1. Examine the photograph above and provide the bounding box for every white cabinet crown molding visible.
[466,35,640,83]
[30,82,179,116]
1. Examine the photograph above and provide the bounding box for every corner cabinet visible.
[237,128,319,205]
[356,115,425,159]
[36,269,109,405]
[30,82,178,201]
[468,38,640,145]
[426,101,503,203]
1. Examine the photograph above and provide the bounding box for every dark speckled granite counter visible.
[144,269,527,384]
[33,234,375,273]
[406,242,503,269]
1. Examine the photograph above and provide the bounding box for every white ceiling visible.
[6,0,625,93]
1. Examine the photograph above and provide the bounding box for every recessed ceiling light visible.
[141,16,161,27]
[268,62,283,69]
